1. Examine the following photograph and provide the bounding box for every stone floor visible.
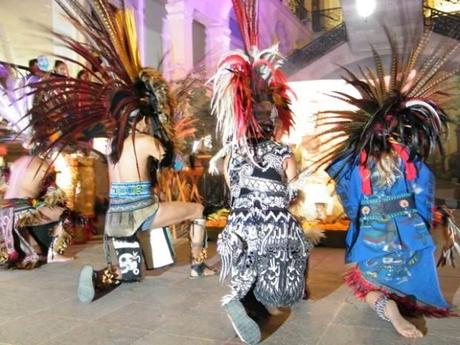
[0,238,458,345]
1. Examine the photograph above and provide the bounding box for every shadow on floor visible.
[240,289,292,342]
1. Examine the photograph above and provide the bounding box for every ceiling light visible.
[356,0,376,18]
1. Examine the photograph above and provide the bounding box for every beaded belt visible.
[2,198,32,208]
[360,193,416,219]
[109,181,152,198]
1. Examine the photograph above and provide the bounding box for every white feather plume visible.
[208,45,285,148]
[0,70,33,143]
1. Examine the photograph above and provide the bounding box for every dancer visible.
[0,64,75,268]
[0,156,75,268]
[209,1,312,343]
[316,29,458,338]
[19,0,216,302]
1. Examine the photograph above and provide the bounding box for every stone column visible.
[132,0,146,64]
[205,24,231,76]
[163,0,194,80]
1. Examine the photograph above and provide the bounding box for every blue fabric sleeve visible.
[411,160,435,227]
[326,158,362,222]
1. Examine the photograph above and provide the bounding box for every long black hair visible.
[108,85,175,169]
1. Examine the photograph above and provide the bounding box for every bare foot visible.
[47,253,75,263]
[264,304,283,316]
[385,299,424,338]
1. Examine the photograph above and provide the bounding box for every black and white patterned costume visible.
[218,140,312,306]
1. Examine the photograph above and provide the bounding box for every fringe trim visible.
[433,205,460,267]
[303,228,325,245]
[221,294,236,306]
[0,248,8,265]
[95,265,121,289]
[52,231,73,255]
[15,187,67,227]
[42,187,67,207]
[217,235,232,284]
[344,266,457,318]
[16,209,45,228]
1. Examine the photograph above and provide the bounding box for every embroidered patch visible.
[399,199,409,208]
[361,206,371,215]
[112,237,142,282]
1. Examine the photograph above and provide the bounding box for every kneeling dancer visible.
[318,29,458,338]
[17,0,216,301]
[210,1,312,343]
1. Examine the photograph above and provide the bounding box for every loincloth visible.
[105,181,159,237]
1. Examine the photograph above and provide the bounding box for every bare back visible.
[108,133,165,183]
[4,155,49,199]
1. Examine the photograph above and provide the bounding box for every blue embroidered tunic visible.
[327,155,451,315]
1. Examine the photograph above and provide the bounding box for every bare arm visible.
[223,154,231,188]
[284,155,300,203]
[284,155,298,183]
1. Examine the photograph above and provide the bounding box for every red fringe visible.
[344,266,457,318]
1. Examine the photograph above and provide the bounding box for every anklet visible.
[374,295,391,322]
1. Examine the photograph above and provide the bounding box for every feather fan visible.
[313,28,458,179]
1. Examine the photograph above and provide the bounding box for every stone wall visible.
[162,0,312,80]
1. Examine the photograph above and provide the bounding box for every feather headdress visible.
[209,0,294,153]
[17,0,178,166]
[315,28,457,193]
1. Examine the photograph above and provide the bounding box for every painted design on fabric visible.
[218,141,312,306]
